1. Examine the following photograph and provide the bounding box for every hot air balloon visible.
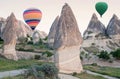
[23,8,42,30]
[95,2,108,17]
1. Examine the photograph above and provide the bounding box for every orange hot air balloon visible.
[23,8,42,30]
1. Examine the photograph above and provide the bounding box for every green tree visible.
[98,51,110,60]
[111,49,120,59]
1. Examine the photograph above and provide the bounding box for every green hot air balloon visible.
[95,2,108,17]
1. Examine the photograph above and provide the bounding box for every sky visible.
[0,0,120,35]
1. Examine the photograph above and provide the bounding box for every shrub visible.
[44,36,48,41]
[109,59,113,63]
[38,71,45,79]
[91,63,98,66]
[34,55,41,60]
[26,64,59,79]
[72,72,77,76]
[17,48,34,52]
[81,51,85,55]
[111,49,120,59]
[88,31,93,34]
[0,37,3,44]
[98,51,110,60]
[91,43,95,46]
[40,63,59,78]
[85,53,89,58]
[26,49,34,52]
[17,48,25,51]
[42,51,53,57]
[27,41,33,45]
[80,51,85,60]
[39,44,46,49]
[39,38,44,45]
[80,55,83,60]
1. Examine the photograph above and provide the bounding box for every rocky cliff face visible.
[83,13,106,39]
[107,14,120,36]
[54,3,83,73]
[2,13,18,60]
[81,14,120,57]
[47,16,59,48]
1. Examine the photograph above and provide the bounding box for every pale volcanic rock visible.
[54,3,83,73]
[2,13,18,60]
[47,16,59,48]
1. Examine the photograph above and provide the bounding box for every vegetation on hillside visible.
[110,48,120,59]
[98,50,110,60]
[83,46,99,54]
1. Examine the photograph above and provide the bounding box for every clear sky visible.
[0,0,120,35]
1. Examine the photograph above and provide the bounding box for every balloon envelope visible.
[23,8,42,30]
[95,2,108,17]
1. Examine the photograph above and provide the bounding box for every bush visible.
[17,48,34,52]
[38,71,45,79]
[39,38,44,45]
[44,36,48,41]
[72,72,77,76]
[91,63,98,66]
[91,43,95,46]
[27,41,33,45]
[98,51,110,60]
[34,55,41,60]
[111,49,120,59]
[39,44,46,48]
[88,31,93,34]
[26,63,59,79]
[40,63,59,78]
[81,51,85,55]
[42,51,53,57]
[109,59,113,63]
[0,37,3,44]
[80,55,83,60]
[17,48,25,51]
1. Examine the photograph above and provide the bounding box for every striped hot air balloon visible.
[23,8,42,30]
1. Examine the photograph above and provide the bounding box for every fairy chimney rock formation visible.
[47,16,59,48]
[54,3,83,73]
[2,13,18,60]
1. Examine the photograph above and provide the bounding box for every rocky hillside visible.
[107,14,120,36]
[81,14,120,54]
[83,13,106,39]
